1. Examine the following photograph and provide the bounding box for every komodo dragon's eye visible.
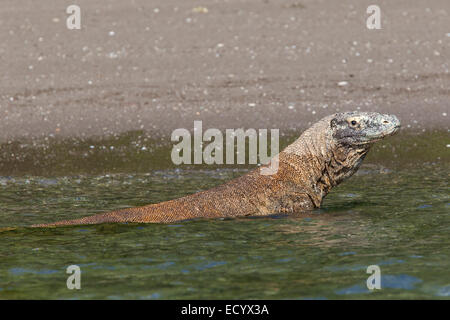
[351,120,357,125]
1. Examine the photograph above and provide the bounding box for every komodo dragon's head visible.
[324,111,401,184]
[330,111,401,146]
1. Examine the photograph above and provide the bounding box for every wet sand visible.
[0,0,449,143]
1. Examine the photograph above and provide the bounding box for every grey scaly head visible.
[330,111,401,146]
[326,111,401,185]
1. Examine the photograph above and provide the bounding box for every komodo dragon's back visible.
[33,152,313,226]
[32,111,400,227]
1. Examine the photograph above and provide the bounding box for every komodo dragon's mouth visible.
[373,123,401,139]
[351,123,401,145]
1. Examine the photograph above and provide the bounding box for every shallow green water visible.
[0,131,448,299]
[0,161,449,299]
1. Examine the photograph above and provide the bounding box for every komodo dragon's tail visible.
[30,208,148,227]
[29,197,193,227]
[0,211,136,230]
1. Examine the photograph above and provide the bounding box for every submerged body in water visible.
[32,111,400,227]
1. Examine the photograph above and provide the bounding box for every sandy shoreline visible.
[0,0,448,143]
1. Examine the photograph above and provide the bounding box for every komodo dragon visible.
[32,111,400,227]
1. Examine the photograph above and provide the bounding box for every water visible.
[0,132,448,299]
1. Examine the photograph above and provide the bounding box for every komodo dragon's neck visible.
[278,117,369,208]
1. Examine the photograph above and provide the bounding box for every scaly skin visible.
[32,111,400,227]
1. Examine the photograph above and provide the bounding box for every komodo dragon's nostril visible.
[383,120,389,124]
